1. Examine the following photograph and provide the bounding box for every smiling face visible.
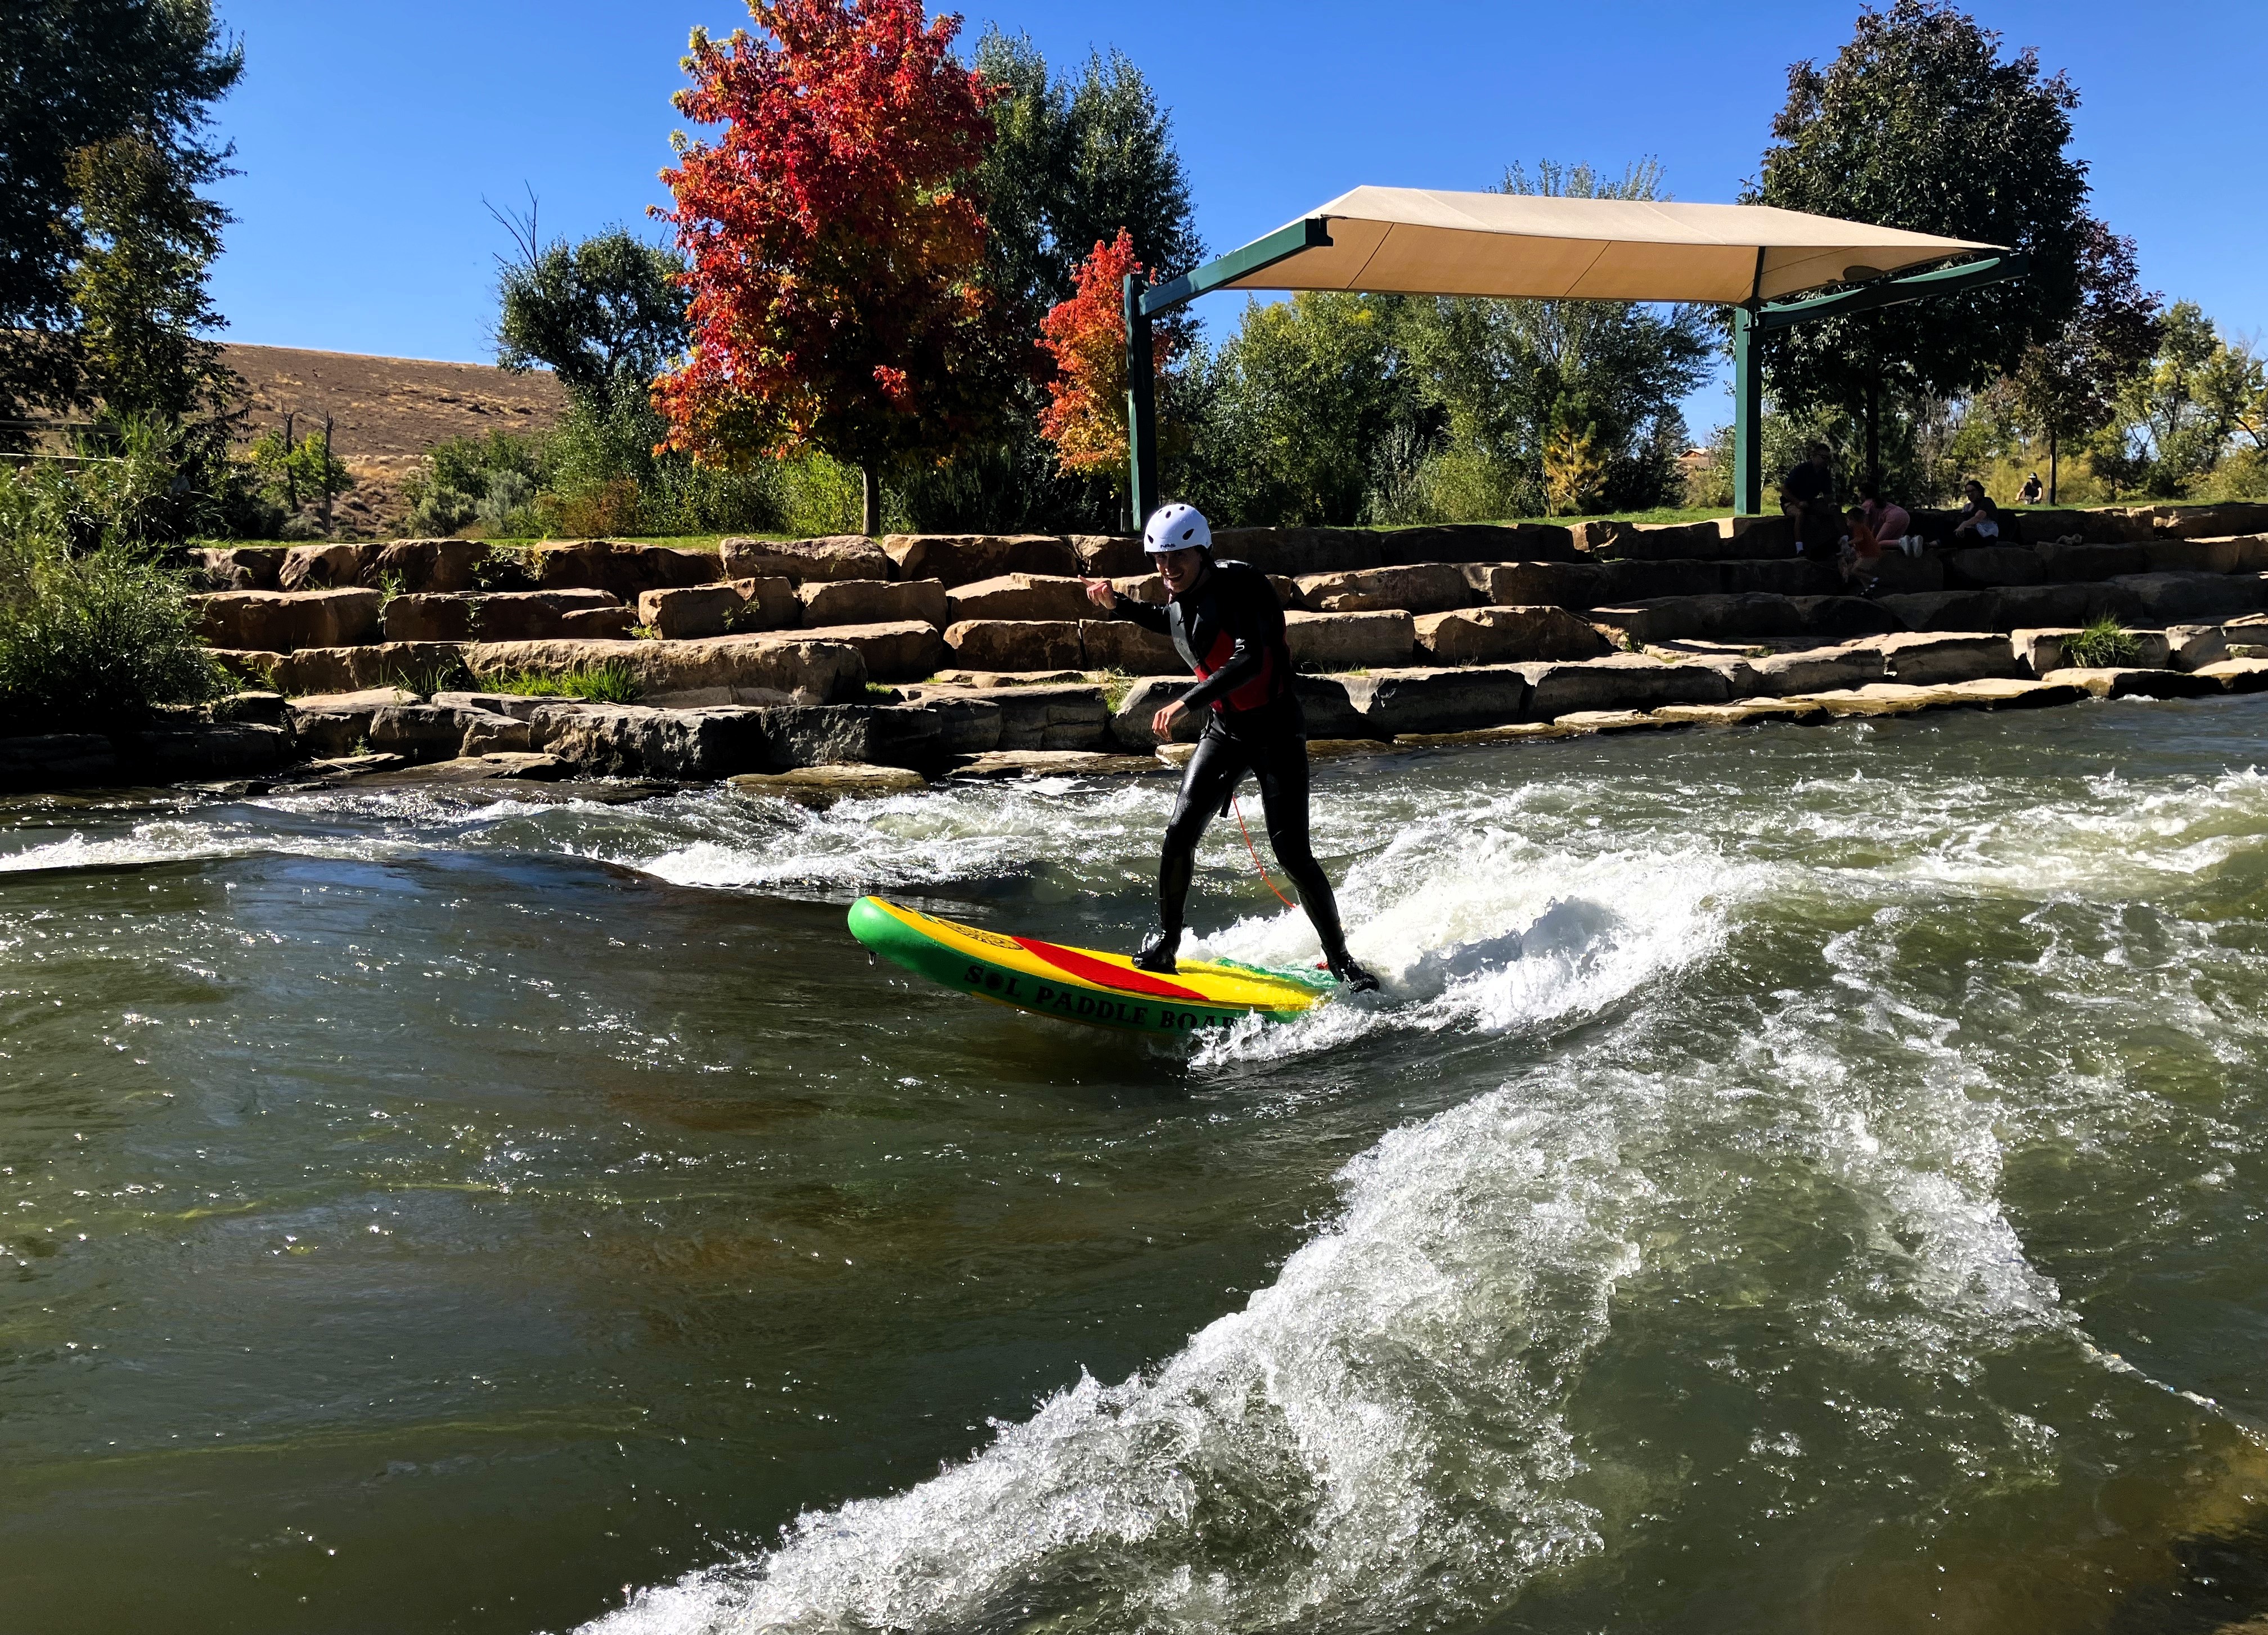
[1154,546,1208,596]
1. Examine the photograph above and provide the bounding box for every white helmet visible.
[1142,502,1212,554]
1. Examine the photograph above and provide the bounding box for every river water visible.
[6,696,2268,1634]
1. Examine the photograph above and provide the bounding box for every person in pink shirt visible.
[1858,483,1910,549]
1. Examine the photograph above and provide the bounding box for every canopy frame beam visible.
[1120,207,2026,532]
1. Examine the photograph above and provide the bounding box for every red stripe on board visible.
[1012,936,1208,1001]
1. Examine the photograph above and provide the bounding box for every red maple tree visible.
[654,0,1011,535]
[1037,231,1176,482]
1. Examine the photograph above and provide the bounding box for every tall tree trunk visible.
[1865,381,1882,496]
[2048,427,2059,505]
[860,462,880,538]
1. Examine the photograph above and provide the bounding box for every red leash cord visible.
[1232,796,1298,909]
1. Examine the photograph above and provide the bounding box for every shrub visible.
[474,661,643,703]
[2064,616,2139,668]
[0,537,227,733]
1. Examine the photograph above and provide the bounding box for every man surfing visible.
[1081,503,1379,992]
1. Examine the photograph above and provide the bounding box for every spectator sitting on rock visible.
[2019,471,2044,504]
[1839,505,1884,592]
[1954,478,2001,542]
[1781,443,1840,558]
[1857,482,1911,553]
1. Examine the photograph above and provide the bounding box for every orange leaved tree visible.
[1036,229,1174,486]
[654,0,1012,536]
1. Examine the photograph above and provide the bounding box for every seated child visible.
[1839,506,1883,589]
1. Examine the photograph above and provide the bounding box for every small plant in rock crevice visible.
[476,663,644,703]
[2064,616,2140,668]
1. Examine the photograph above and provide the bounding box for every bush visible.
[2064,616,2139,668]
[0,535,227,733]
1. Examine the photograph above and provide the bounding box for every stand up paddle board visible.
[848,895,1335,1034]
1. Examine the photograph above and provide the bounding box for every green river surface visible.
[7,694,2268,1635]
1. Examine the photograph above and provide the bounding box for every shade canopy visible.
[1210,187,1997,306]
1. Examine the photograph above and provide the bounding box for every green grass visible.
[475,661,644,703]
[2063,617,2140,669]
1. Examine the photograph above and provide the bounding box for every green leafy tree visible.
[1205,292,1407,527]
[493,211,688,410]
[2009,218,2162,502]
[1,0,241,436]
[1749,0,2090,490]
[1394,160,1712,519]
[2113,302,2265,496]
[65,133,237,426]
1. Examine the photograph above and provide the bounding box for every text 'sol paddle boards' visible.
[848,896,1333,1034]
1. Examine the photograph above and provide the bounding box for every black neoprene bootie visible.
[1327,951,1380,993]
[1133,925,1181,974]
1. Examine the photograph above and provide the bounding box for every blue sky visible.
[205,0,2267,436]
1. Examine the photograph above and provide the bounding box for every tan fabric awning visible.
[1219,187,1997,305]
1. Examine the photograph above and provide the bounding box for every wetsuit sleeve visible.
[1176,570,1279,713]
[1113,594,1171,635]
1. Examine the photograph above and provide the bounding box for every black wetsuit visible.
[1113,560,1354,962]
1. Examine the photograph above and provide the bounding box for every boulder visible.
[1869,632,2026,686]
[382,594,475,642]
[212,690,289,727]
[2037,665,2225,700]
[1858,551,1946,596]
[370,538,487,594]
[465,634,868,702]
[1295,563,1474,614]
[1790,596,1903,637]
[2194,657,2268,692]
[1284,609,1414,669]
[278,543,373,591]
[2143,535,2268,575]
[1587,593,1805,646]
[2153,502,2268,539]
[457,711,535,755]
[1597,519,1725,560]
[1600,559,1723,601]
[366,704,485,762]
[1992,583,2138,629]
[797,619,946,683]
[546,705,775,780]
[942,619,1084,672]
[2077,507,2157,544]
[916,683,1109,751]
[1877,589,2005,632]
[1946,545,2045,588]
[1340,666,1531,735]
[950,749,1162,780]
[196,588,383,651]
[731,764,929,808]
[2011,627,2172,674]
[531,541,722,599]
[1653,699,1829,726]
[288,687,418,756]
[1413,606,1611,665]
[269,645,464,697]
[561,606,636,639]
[2104,571,2268,622]
[1207,527,1382,576]
[1716,558,1844,596]
[190,546,286,591]
[1718,514,1796,556]
[2167,623,2230,670]
[800,578,949,628]
[0,733,122,791]
[733,576,800,631]
[1375,522,1578,565]
[721,535,894,583]
[1080,618,1183,675]
[1108,675,1207,749]
[119,723,295,781]
[883,533,1080,585]
[640,584,752,639]
[1515,653,1731,718]
[469,589,626,641]
[1462,560,1606,609]
[946,573,1095,623]
[1745,644,1886,696]
[1072,534,1148,578]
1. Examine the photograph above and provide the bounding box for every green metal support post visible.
[1123,272,1159,533]
[1732,304,1763,518]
